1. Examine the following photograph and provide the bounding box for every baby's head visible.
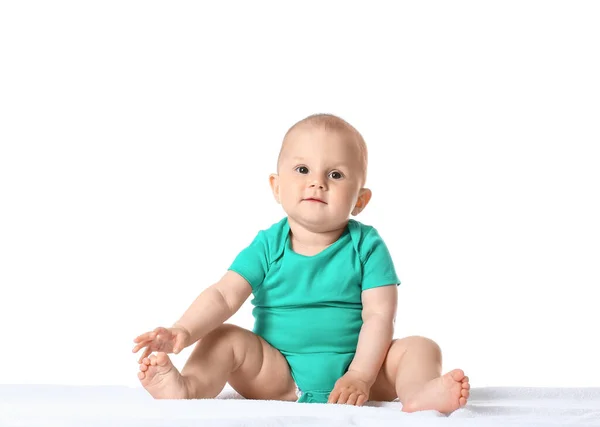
[269,113,372,232]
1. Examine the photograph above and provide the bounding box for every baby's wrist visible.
[347,368,376,386]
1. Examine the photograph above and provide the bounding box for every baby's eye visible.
[329,171,344,180]
[295,166,309,174]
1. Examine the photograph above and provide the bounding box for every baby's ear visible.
[351,188,372,216]
[269,174,281,204]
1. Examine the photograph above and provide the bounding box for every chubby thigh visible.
[196,324,297,401]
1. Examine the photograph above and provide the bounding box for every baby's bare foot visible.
[138,352,189,399]
[401,369,470,414]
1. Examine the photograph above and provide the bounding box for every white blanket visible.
[1,384,599,426]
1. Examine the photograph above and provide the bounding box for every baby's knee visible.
[201,323,255,351]
[394,336,442,359]
[407,336,442,357]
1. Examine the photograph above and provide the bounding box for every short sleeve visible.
[360,227,400,291]
[228,231,270,290]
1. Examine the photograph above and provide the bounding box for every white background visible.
[1,1,598,389]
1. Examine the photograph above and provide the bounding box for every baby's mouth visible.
[303,198,327,204]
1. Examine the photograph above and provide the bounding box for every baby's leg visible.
[183,323,297,400]
[139,324,296,400]
[369,336,470,414]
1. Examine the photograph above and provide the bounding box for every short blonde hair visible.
[277,113,369,186]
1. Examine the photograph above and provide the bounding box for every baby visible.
[132,113,470,412]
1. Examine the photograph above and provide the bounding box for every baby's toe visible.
[156,352,169,366]
[139,363,148,372]
[137,371,146,380]
[449,369,465,382]
[461,388,469,398]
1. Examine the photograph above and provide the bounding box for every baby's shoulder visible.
[248,217,289,257]
[347,220,388,258]
[256,216,289,241]
[347,219,378,242]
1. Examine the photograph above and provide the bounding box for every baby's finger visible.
[153,327,169,337]
[173,333,186,354]
[337,390,350,404]
[132,333,149,343]
[356,394,368,406]
[137,346,153,364]
[346,392,358,406]
[327,389,341,404]
[133,331,157,343]
[132,340,152,354]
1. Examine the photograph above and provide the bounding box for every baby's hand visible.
[327,370,371,406]
[132,326,191,363]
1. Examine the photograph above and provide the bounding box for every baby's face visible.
[271,126,368,232]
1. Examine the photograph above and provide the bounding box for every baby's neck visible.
[288,218,347,256]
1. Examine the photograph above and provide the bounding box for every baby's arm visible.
[347,285,398,384]
[173,270,252,346]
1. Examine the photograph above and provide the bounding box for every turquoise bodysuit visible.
[228,217,400,403]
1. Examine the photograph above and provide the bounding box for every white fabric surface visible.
[1,384,599,426]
